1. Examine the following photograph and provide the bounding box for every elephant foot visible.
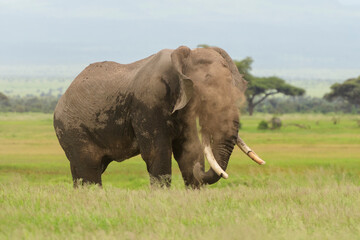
[149,174,172,188]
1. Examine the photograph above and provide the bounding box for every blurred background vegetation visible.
[1,55,358,115]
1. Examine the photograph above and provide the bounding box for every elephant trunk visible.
[193,163,221,185]
[193,133,237,185]
[192,120,266,185]
[193,134,266,185]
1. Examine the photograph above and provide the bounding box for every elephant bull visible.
[53,46,265,188]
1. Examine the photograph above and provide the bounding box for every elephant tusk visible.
[203,137,229,179]
[237,135,266,165]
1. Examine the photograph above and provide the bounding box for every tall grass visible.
[0,113,359,239]
[1,171,359,240]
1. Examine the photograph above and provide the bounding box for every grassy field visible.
[0,113,359,239]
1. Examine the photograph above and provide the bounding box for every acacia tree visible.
[234,58,305,115]
[197,45,305,115]
[324,76,360,106]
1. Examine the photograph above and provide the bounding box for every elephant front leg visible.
[172,137,204,189]
[144,145,173,188]
[147,152,172,188]
[133,127,173,188]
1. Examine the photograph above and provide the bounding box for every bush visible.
[331,117,340,125]
[0,95,59,113]
[270,117,282,129]
[258,120,269,130]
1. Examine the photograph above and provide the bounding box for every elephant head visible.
[171,46,265,185]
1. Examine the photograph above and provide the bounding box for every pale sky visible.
[0,0,359,76]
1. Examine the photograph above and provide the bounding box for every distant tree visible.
[234,58,305,115]
[233,57,253,80]
[197,44,211,48]
[0,92,10,108]
[0,92,8,102]
[256,96,355,114]
[245,76,305,115]
[196,46,306,115]
[324,76,360,106]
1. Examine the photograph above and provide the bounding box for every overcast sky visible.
[0,0,359,77]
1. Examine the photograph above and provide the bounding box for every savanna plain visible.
[0,113,359,240]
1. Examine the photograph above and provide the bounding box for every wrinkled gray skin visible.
[54,46,247,188]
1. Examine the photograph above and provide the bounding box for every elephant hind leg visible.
[70,161,103,187]
[69,150,105,187]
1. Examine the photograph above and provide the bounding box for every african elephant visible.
[54,46,265,188]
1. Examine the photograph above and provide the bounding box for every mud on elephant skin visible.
[53,46,265,188]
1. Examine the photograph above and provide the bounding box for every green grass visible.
[0,112,360,239]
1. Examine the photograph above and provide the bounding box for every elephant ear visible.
[210,47,248,93]
[171,46,194,113]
